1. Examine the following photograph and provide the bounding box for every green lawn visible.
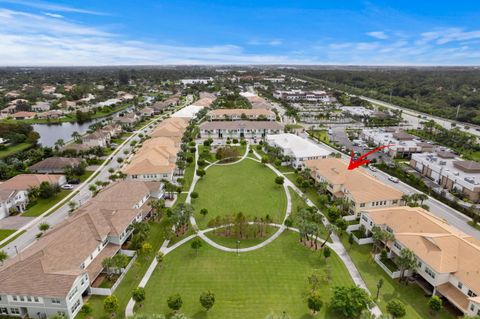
[79,170,95,183]
[139,232,353,319]
[182,162,195,191]
[340,238,454,319]
[0,229,17,242]
[308,130,330,144]
[0,142,33,159]
[204,226,278,249]
[22,190,72,217]
[76,222,167,319]
[0,230,26,249]
[192,159,287,228]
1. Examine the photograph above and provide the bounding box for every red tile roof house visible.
[0,180,163,319]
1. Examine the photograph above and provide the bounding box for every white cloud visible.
[0,9,311,65]
[247,39,283,46]
[420,28,480,45]
[43,12,63,18]
[366,31,389,40]
[0,0,106,15]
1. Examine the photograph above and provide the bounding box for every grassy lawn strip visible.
[139,231,352,319]
[0,142,33,159]
[0,230,26,249]
[203,225,278,249]
[76,222,167,319]
[193,159,287,228]
[22,190,72,217]
[340,238,453,319]
[182,162,195,191]
[308,130,330,144]
[0,229,17,242]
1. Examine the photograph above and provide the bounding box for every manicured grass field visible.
[193,159,287,228]
[139,232,352,319]
[204,225,278,249]
[341,238,454,319]
[0,229,17,243]
[22,190,72,217]
[0,142,33,159]
[308,130,330,144]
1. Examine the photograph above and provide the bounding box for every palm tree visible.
[396,248,417,282]
[321,223,338,248]
[54,138,65,150]
[417,193,428,205]
[71,131,81,143]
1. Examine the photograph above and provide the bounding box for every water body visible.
[33,106,134,147]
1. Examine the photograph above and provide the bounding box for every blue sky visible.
[1,0,479,65]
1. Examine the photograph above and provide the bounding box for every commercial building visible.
[265,133,331,169]
[360,206,480,316]
[361,128,434,158]
[0,181,162,319]
[273,90,333,103]
[410,151,480,202]
[199,121,284,139]
[305,158,403,217]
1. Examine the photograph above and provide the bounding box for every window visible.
[26,296,32,302]
[51,298,61,304]
[34,297,39,302]
[80,262,85,269]
[361,215,368,222]
[58,311,66,317]
[19,296,24,302]
[458,282,463,289]
[417,260,422,268]
[360,203,365,208]
[392,200,398,204]
[468,290,477,297]
[425,267,436,279]
[68,287,78,300]
[10,308,20,314]
[0,308,7,315]
[71,299,81,313]
[471,304,475,311]
[393,241,402,250]
[12,296,17,301]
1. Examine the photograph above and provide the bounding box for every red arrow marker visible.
[347,144,395,170]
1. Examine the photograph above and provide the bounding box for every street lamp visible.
[236,240,240,256]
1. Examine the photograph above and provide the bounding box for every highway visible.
[299,132,480,240]
[360,96,480,138]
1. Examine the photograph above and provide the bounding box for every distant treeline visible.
[288,68,480,125]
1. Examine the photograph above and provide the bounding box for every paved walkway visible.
[126,144,382,318]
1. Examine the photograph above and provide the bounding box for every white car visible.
[388,176,399,183]
[61,184,74,190]
[368,165,377,172]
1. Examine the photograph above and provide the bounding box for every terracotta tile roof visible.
[365,206,480,294]
[0,174,64,191]
[305,158,403,203]
[0,180,157,297]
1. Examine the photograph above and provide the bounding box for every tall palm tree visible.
[396,248,417,282]
[71,131,81,143]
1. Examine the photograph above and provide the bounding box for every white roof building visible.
[341,106,375,117]
[171,104,204,119]
[266,133,331,168]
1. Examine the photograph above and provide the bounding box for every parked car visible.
[368,165,377,172]
[388,176,399,183]
[61,184,74,190]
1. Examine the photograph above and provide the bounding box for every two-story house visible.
[360,206,480,317]
[305,158,403,218]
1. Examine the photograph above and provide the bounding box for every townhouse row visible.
[0,181,163,318]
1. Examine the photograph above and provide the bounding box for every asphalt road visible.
[360,96,480,138]
[300,132,480,240]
